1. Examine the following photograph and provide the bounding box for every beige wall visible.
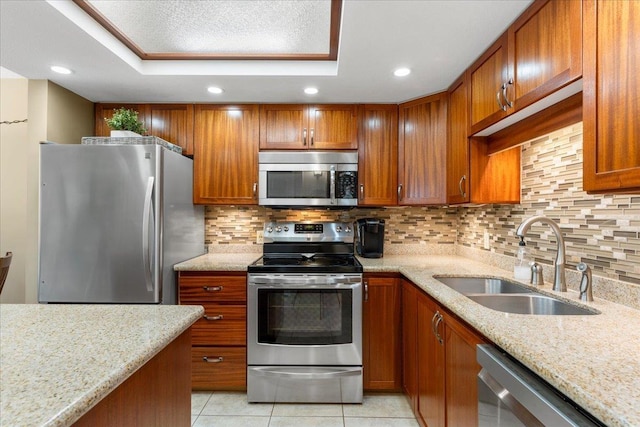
[46,81,94,144]
[0,78,29,303]
[0,79,93,303]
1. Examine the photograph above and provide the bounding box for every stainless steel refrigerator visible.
[39,141,204,304]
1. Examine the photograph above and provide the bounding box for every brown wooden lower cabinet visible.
[178,271,247,391]
[191,347,247,390]
[73,329,191,426]
[363,274,402,391]
[403,280,487,427]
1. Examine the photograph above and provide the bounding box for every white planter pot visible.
[110,130,141,137]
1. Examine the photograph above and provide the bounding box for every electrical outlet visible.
[483,230,490,250]
[256,231,264,245]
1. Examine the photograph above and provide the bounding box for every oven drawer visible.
[191,304,246,346]
[192,346,246,390]
[179,274,246,303]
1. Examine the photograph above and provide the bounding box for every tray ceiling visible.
[73,0,341,60]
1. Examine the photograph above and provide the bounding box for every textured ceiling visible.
[84,0,333,55]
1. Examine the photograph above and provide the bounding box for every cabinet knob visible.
[203,285,223,292]
[303,128,307,146]
[203,314,224,321]
[203,356,224,363]
[359,184,364,200]
[397,184,403,201]
[310,128,315,146]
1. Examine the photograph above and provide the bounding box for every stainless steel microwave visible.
[258,151,358,207]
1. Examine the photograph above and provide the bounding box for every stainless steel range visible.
[247,221,363,403]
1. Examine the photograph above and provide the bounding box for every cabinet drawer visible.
[191,305,246,346]
[191,346,246,390]
[179,275,246,303]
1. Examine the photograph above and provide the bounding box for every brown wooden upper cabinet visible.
[259,104,359,150]
[468,0,583,135]
[193,104,259,205]
[446,76,470,204]
[582,0,640,193]
[358,105,398,206]
[398,93,448,205]
[147,104,195,156]
[95,103,195,155]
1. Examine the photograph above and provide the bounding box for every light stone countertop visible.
[0,304,204,427]
[175,252,640,427]
[174,252,261,271]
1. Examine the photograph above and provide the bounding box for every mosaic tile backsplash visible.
[204,122,639,285]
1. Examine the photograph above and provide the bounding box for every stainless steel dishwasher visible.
[477,345,605,427]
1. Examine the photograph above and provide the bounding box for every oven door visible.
[247,274,362,366]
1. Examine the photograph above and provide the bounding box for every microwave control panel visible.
[337,171,357,199]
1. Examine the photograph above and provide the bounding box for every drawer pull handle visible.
[203,314,224,321]
[203,285,223,292]
[203,356,223,363]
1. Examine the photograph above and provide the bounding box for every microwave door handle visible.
[330,166,336,204]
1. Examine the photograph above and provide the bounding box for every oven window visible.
[266,171,330,199]
[257,289,353,345]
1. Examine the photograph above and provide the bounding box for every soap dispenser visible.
[514,237,532,281]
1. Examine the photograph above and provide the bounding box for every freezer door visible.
[39,144,159,303]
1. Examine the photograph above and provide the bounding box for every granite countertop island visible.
[175,252,640,427]
[0,304,204,427]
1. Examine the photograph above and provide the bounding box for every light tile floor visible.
[191,392,419,427]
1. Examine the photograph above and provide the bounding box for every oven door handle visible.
[250,366,362,380]
[250,277,362,286]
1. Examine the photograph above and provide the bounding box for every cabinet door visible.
[308,104,359,150]
[508,0,582,111]
[416,292,445,427]
[401,280,418,412]
[398,93,448,205]
[362,275,401,391]
[444,313,485,427]
[583,0,640,193]
[94,103,150,136]
[148,104,194,156]
[468,34,510,135]
[358,105,398,206]
[259,104,307,149]
[447,76,470,204]
[193,104,259,205]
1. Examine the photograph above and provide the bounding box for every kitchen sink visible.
[434,276,598,315]
[434,276,533,294]
[466,294,597,315]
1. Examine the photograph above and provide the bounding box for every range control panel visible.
[263,222,353,243]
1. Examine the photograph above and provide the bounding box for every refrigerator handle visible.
[142,176,155,292]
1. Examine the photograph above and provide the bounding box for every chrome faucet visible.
[515,216,566,292]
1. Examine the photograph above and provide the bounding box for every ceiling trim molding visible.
[72,0,342,61]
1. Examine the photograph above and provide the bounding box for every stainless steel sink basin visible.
[466,294,598,315]
[434,276,533,294]
[434,276,598,315]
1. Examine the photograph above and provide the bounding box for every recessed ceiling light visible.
[304,87,319,95]
[207,86,224,94]
[51,66,72,75]
[393,68,411,77]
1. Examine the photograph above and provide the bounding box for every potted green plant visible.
[105,108,147,137]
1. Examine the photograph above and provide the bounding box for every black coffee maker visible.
[355,218,385,258]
